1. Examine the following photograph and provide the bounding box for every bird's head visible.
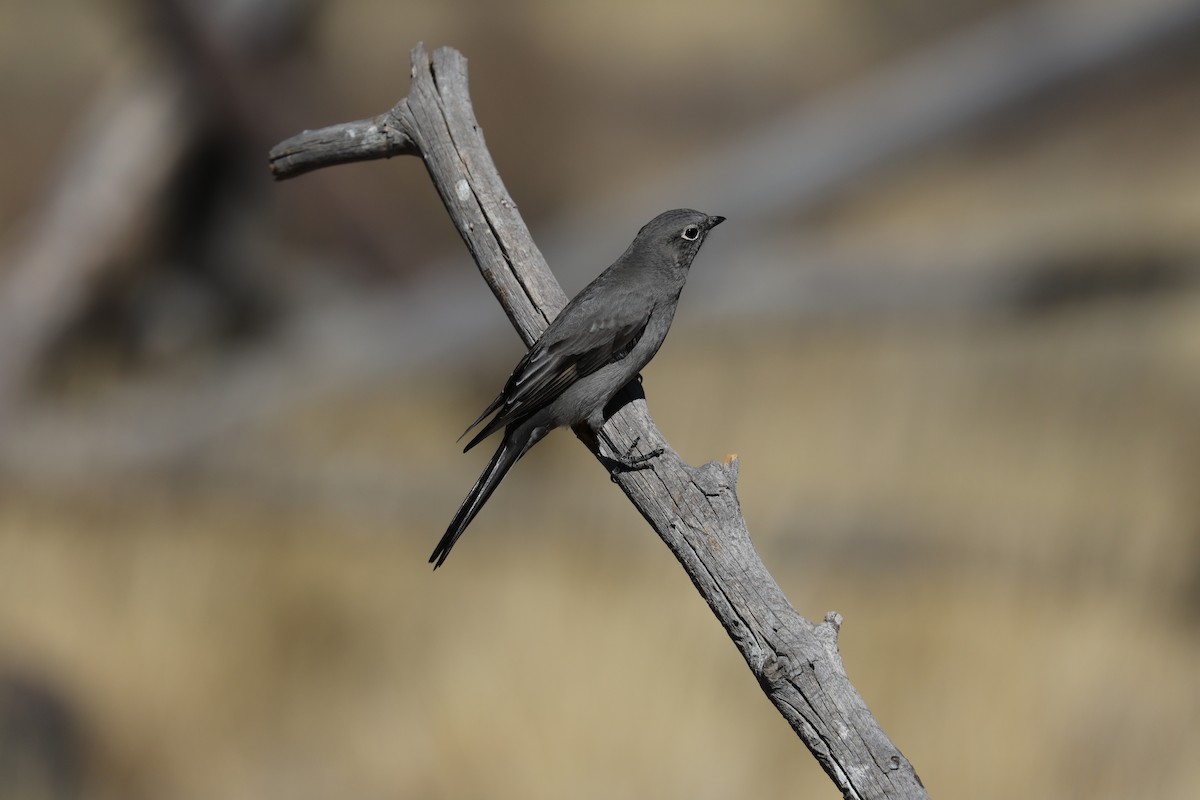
[634,208,725,271]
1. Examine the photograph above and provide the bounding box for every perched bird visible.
[430,209,725,568]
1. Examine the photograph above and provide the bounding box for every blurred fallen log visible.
[5,0,1200,479]
[646,0,1200,222]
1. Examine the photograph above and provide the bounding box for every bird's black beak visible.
[705,215,726,231]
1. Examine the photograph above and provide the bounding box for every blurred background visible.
[2,0,1199,797]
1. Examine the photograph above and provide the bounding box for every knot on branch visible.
[687,455,739,498]
[759,649,816,691]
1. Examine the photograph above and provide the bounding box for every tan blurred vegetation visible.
[1,1,1199,799]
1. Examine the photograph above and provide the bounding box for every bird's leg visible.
[592,429,662,479]
[612,436,663,469]
[572,422,662,477]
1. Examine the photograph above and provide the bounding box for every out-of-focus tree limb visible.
[5,0,1198,474]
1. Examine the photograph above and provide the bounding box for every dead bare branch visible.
[271,44,928,799]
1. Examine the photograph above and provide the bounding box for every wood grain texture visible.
[270,43,928,799]
[268,115,417,179]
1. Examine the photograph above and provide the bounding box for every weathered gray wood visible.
[592,394,926,798]
[268,115,417,178]
[271,44,928,799]
[395,49,567,340]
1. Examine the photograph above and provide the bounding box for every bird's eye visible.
[682,225,700,241]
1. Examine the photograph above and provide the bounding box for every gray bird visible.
[430,208,725,568]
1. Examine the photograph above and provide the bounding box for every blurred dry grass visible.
[3,303,1199,798]
[2,1,1200,799]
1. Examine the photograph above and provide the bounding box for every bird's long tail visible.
[429,426,545,569]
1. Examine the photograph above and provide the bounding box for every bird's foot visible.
[600,436,664,481]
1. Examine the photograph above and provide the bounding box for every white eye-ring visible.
[682,225,700,241]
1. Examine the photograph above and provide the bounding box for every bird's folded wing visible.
[461,309,652,451]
